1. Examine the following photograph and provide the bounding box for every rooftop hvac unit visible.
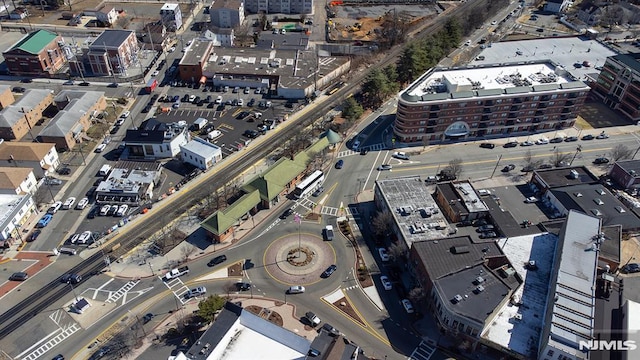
[474,285,485,293]
[453,294,463,303]
[513,313,523,321]
[475,276,485,284]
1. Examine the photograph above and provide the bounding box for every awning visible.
[199,76,207,84]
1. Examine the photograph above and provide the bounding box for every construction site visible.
[326,1,450,43]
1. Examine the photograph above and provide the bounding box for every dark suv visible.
[479,143,495,149]
[208,255,227,266]
[280,208,293,219]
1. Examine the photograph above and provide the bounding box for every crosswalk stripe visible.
[408,340,437,360]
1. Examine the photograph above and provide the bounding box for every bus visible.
[293,170,325,199]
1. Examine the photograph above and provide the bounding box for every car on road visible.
[62,197,76,209]
[351,140,360,150]
[28,229,41,242]
[335,159,344,169]
[392,151,410,160]
[479,231,498,239]
[321,323,340,336]
[401,299,415,314]
[479,143,495,149]
[208,255,227,266]
[536,138,549,145]
[76,197,89,210]
[186,286,207,298]
[477,225,495,232]
[503,141,519,148]
[69,233,80,244]
[51,355,64,360]
[549,137,564,143]
[95,143,106,153]
[142,313,154,324]
[501,164,516,172]
[321,264,337,278]
[378,248,390,262]
[593,157,610,164]
[623,263,640,273]
[57,167,71,175]
[280,208,293,219]
[236,282,251,291]
[564,136,578,142]
[61,273,82,284]
[48,201,63,214]
[304,311,321,326]
[88,346,111,360]
[37,214,53,228]
[43,177,63,186]
[9,272,29,281]
[79,82,90,86]
[380,275,392,290]
[312,187,324,197]
[377,164,392,171]
[287,285,305,294]
[78,231,93,244]
[596,132,609,139]
[524,196,539,203]
[581,134,595,140]
[520,140,534,147]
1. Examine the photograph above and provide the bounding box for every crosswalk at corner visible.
[320,205,359,219]
[336,143,385,158]
[408,339,437,360]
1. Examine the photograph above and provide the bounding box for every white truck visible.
[324,225,334,241]
[163,266,190,280]
[98,164,112,177]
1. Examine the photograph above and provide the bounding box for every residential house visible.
[37,90,107,151]
[0,142,60,178]
[209,0,245,28]
[0,193,35,242]
[0,89,54,141]
[201,28,234,47]
[160,3,182,31]
[608,159,640,190]
[3,29,66,77]
[138,23,170,51]
[0,85,15,110]
[0,167,37,195]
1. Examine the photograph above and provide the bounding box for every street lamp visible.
[294,214,302,258]
[128,310,147,337]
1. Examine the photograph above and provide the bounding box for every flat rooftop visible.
[181,39,211,66]
[485,233,556,359]
[474,37,617,81]
[376,176,456,245]
[0,194,28,226]
[534,166,599,189]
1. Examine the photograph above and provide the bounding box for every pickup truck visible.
[324,225,334,241]
[164,266,189,280]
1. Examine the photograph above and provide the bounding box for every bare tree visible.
[421,136,430,151]
[523,149,543,169]
[372,211,394,238]
[550,149,572,167]
[388,241,407,263]
[610,144,633,162]
[33,187,52,207]
[234,23,254,47]
[180,243,196,263]
[443,158,464,178]
[408,287,426,305]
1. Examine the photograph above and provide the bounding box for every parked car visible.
[623,263,640,273]
[9,272,29,281]
[287,285,305,294]
[335,159,344,169]
[76,197,89,210]
[479,143,495,149]
[524,196,539,203]
[43,177,63,186]
[564,136,578,142]
[538,164,553,169]
[377,164,392,171]
[593,157,610,164]
[69,233,80,244]
[48,201,63,214]
[305,311,321,326]
[477,225,495,232]
[378,248,390,262]
[95,144,107,153]
[99,204,111,216]
[62,197,76,210]
[503,141,519,148]
[380,275,392,290]
[549,137,564,143]
[501,164,516,172]
[479,231,497,239]
[401,299,415,314]
[535,138,549,145]
[581,134,595,140]
[28,229,41,242]
[57,167,71,175]
[116,204,129,217]
[78,231,93,244]
[596,132,609,139]
[88,346,111,360]
[37,214,53,228]
[321,323,340,336]
[322,264,337,278]
[208,255,227,266]
[520,140,534,147]
[142,313,154,324]
[106,206,117,216]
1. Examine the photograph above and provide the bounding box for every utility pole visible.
[490,154,502,179]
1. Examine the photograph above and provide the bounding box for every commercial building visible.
[256,32,309,51]
[608,159,640,190]
[180,137,222,170]
[0,85,15,110]
[2,30,66,77]
[394,60,590,143]
[95,161,162,205]
[37,90,107,151]
[86,30,139,76]
[0,89,54,141]
[0,193,35,242]
[160,3,182,32]
[543,0,571,13]
[209,0,245,28]
[173,301,312,360]
[0,142,60,178]
[122,119,190,159]
[433,180,489,223]
[591,53,640,122]
[0,167,37,195]
[192,48,349,99]
[244,0,312,14]
[178,39,215,83]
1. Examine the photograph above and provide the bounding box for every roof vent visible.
[513,313,523,321]
[475,276,485,284]
[569,169,579,179]
[574,192,582,197]
[453,294,463,303]
[593,198,604,205]
[596,189,606,195]
[474,285,485,293]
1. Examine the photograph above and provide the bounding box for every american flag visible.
[294,214,301,224]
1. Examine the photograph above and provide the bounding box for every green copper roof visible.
[10,30,58,55]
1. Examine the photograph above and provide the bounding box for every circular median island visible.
[264,233,336,285]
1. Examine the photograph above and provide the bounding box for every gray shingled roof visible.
[90,30,134,49]
[38,90,104,137]
[0,89,52,127]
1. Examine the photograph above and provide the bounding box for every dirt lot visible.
[328,4,442,42]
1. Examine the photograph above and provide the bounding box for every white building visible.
[160,3,183,31]
[122,119,190,159]
[202,28,234,47]
[0,167,37,195]
[95,162,162,205]
[244,0,312,14]
[180,137,222,170]
[209,0,245,28]
[0,193,35,241]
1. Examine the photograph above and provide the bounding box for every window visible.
[547,350,554,356]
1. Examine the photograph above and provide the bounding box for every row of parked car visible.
[480,132,610,149]
[37,197,91,228]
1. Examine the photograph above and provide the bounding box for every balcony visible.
[481,115,491,121]
[538,103,548,108]
[429,113,438,119]
[484,100,494,106]
[535,111,544,116]
[428,120,437,126]
[430,105,441,111]
[510,106,520,111]
[565,101,575,107]
[513,98,523,104]
[479,123,488,128]
[561,108,571,114]
[508,113,517,118]
[506,120,515,126]
[483,108,492,114]
[541,95,550,101]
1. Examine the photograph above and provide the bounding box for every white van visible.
[98,164,112,177]
[116,204,129,217]
[193,117,208,130]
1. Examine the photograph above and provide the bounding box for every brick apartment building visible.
[591,53,640,122]
[87,30,140,76]
[3,30,66,77]
[394,60,590,143]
